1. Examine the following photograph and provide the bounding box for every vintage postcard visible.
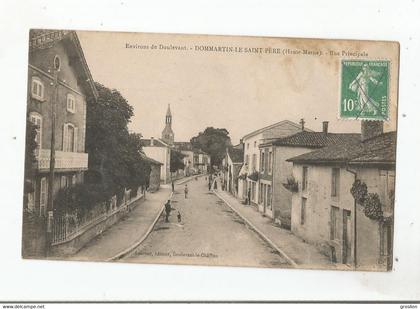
[22,29,399,271]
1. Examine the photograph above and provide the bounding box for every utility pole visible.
[46,63,59,256]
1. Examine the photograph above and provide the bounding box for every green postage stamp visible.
[340,60,390,120]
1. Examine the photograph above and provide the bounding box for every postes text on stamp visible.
[340,60,389,120]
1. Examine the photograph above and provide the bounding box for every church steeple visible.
[161,104,174,144]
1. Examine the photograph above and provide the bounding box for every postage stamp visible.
[340,60,390,120]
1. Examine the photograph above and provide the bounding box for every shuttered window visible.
[63,123,78,152]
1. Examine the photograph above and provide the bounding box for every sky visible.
[77,31,397,144]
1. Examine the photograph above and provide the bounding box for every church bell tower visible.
[161,104,174,145]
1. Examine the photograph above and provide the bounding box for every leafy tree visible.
[190,127,231,169]
[85,82,149,199]
[170,149,185,173]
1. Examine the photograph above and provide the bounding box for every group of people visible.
[165,181,190,223]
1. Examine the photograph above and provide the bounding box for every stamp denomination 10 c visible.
[340,60,390,120]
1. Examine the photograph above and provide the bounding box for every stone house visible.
[287,121,396,270]
[258,122,360,226]
[237,120,307,207]
[25,30,98,217]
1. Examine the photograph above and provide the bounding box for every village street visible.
[124,177,291,268]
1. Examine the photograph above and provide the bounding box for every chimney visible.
[322,121,329,134]
[299,118,305,131]
[361,120,383,141]
[150,137,154,146]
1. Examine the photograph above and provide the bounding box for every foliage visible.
[190,127,231,169]
[24,119,38,194]
[363,193,383,221]
[350,179,384,221]
[283,176,299,192]
[170,149,185,173]
[53,183,108,217]
[350,179,368,205]
[85,82,150,198]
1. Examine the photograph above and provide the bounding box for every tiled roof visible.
[287,131,396,165]
[267,131,361,148]
[228,147,244,163]
[141,138,168,148]
[139,152,163,165]
[174,142,193,151]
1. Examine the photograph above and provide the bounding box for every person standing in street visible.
[184,184,189,198]
[171,181,175,192]
[164,200,172,222]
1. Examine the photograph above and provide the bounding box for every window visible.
[252,154,257,171]
[261,151,265,172]
[301,197,307,225]
[53,55,61,71]
[245,154,249,167]
[247,143,249,149]
[331,168,340,197]
[66,94,76,113]
[267,185,272,209]
[29,113,42,151]
[254,141,257,148]
[302,166,308,191]
[60,175,68,189]
[31,77,44,100]
[268,151,272,174]
[63,123,78,152]
[330,206,339,240]
[40,177,48,216]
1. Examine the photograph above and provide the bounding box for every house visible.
[258,121,360,226]
[194,149,210,174]
[142,137,171,184]
[287,121,396,270]
[222,145,244,196]
[25,30,98,217]
[237,119,308,207]
[174,141,195,176]
[139,152,162,192]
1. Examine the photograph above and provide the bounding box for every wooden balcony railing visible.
[36,149,88,171]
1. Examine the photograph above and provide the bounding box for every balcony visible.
[36,149,88,171]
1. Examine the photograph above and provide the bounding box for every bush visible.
[54,183,108,217]
[350,179,368,205]
[283,176,299,192]
[363,193,383,221]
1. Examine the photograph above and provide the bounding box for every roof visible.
[287,131,396,166]
[29,30,98,100]
[261,131,361,149]
[141,138,170,148]
[139,152,163,165]
[174,141,193,151]
[241,120,310,140]
[228,147,244,164]
[166,104,172,116]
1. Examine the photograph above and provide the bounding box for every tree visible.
[190,127,231,169]
[170,149,185,173]
[85,82,149,199]
[23,119,38,209]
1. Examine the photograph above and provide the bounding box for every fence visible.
[51,188,142,245]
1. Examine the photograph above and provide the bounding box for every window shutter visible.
[63,124,68,151]
[73,127,78,152]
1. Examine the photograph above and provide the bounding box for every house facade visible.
[237,120,306,209]
[142,137,171,184]
[25,30,98,217]
[287,121,396,270]
[223,145,244,197]
[259,122,360,226]
[140,152,162,192]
